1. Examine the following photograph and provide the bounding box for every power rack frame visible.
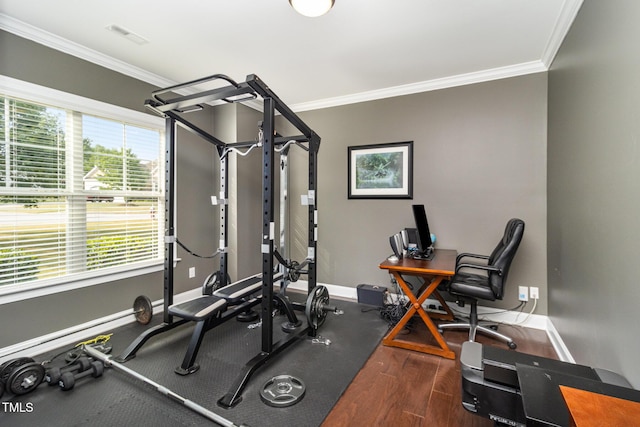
[115,74,321,408]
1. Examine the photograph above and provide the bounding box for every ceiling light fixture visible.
[289,0,335,17]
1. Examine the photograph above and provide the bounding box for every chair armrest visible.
[456,252,490,264]
[455,262,503,275]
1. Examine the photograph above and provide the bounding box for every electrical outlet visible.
[518,286,529,302]
[189,267,196,278]
[530,286,539,300]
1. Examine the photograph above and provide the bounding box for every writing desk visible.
[379,249,457,359]
[560,385,640,427]
[517,363,640,426]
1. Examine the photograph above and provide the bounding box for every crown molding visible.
[0,13,176,89]
[1,8,578,114]
[290,61,547,112]
[540,0,584,68]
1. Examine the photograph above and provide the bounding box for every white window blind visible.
[0,88,164,289]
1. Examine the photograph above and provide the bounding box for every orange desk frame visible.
[379,249,457,359]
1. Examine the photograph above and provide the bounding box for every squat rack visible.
[115,74,321,408]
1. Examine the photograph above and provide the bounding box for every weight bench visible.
[169,272,283,375]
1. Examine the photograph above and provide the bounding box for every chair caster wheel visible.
[508,342,517,350]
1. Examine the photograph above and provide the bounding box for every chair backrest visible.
[488,218,525,299]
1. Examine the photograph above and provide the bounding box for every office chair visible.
[438,218,525,349]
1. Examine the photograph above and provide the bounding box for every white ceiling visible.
[0,0,582,111]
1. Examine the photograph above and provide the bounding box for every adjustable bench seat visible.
[213,272,283,303]
[213,273,264,303]
[169,272,284,322]
[170,271,285,376]
[168,296,226,321]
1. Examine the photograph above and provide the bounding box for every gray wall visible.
[285,73,548,314]
[0,30,219,348]
[548,0,640,387]
[173,109,220,295]
[0,28,549,349]
[213,103,263,281]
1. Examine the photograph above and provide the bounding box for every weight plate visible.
[260,375,306,408]
[287,261,301,282]
[202,273,216,295]
[7,362,45,395]
[305,285,329,330]
[0,357,35,385]
[133,295,153,325]
[202,271,231,295]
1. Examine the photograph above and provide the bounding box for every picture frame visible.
[348,141,413,199]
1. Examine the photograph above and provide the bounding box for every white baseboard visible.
[285,280,359,301]
[0,288,201,364]
[545,317,575,363]
[290,280,549,330]
[437,298,549,331]
[0,281,574,364]
[291,281,573,361]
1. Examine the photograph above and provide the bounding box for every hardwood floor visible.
[321,319,558,427]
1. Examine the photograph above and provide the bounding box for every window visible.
[0,77,164,295]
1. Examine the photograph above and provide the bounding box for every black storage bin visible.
[356,284,387,307]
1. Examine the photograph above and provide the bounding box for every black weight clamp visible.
[58,360,104,391]
[64,342,112,363]
[45,356,92,386]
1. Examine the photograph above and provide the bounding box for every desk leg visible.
[428,289,455,321]
[414,275,454,321]
[382,273,454,359]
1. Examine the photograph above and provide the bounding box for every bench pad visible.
[168,296,226,321]
[213,272,284,303]
[213,273,264,303]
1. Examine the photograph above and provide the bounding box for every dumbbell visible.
[58,360,104,391]
[45,356,92,386]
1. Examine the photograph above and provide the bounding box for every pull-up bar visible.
[145,74,319,144]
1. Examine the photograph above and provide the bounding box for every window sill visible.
[0,260,164,306]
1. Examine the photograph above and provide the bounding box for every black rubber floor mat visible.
[0,297,388,427]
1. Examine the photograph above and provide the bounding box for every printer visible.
[459,341,635,426]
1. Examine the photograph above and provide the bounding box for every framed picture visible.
[348,141,413,199]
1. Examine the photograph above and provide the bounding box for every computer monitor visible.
[412,204,433,259]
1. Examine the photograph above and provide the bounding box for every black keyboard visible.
[410,248,434,261]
